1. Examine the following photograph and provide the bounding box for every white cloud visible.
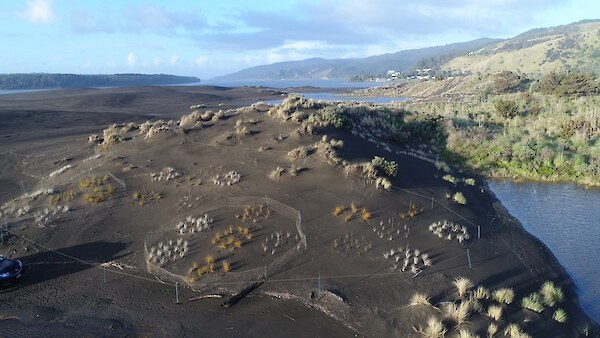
[82,61,91,69]
[152,57,161,66]
[195,56,208,66]
[170,54,179,64]
[127,52,138,68]
[21,0,56,24]
[106,60,116,68]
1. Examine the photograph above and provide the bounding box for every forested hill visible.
[0,73,200,89]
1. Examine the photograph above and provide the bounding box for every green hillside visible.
[443,20,600,76]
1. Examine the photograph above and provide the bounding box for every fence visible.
[143,196,307,293]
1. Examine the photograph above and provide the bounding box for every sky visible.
[1,0,599,79]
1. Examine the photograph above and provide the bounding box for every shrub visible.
[350,202,359,214]
[371,156,399,177]
[464,178,476,186]
[269,166,286,180]
[486,304,502,321]
[83,185,114,205]
[493,288,514,304]
[494,99,519,119]
[454,277,473,298]
[408,292,431,306]
[318,105,347,128]
[443,174,457,184]
[453,192,467,205]
[521,292,545,313]
[414,316,446,338]
[553,308,567,323]
[540,281,565,307]
[487,323,498,337]
[204,255,214,265]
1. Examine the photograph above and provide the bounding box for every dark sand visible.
[0,86,597,337]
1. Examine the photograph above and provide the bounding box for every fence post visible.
[265,195,269,207]
[431,196,434,209]
[264,264,267,279]
[317,274,321,297]
[175,282,179,303]
[466,249,472,269]
[103,265,106,284]
[477,225,481,239]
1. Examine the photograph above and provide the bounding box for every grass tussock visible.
[454,277,473,298]
[361,207,371,221]
[452,192,467,205]
[83,185,114,205]
[78,175,109,189]
[553,308,567,323]
[540,281,565,307]
[492,288,514,304]
[414,316,447,338]
[333,205,345,216]
[133,191,162,206]
[521,292,545,313]
[473,285,489,300]
[444,301,470,326]
[486,304,503,321]
[456,328,479,338]
[408,292,431,307]
[487,323,498,338]
[503,323,531,338]
[222,260,231,273]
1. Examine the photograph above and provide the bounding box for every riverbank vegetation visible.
[397,70,600,186]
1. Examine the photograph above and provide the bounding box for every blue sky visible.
[1,0,599,78]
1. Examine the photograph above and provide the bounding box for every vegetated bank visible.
[360,70,600,187]
[0,73,200,89]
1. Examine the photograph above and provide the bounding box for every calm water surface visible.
[488,180,600,321]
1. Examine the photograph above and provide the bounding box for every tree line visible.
[0,73,200,89]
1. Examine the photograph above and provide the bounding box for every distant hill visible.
[443,20,600,76]
[215,38,501,81]
[0,73,200,90]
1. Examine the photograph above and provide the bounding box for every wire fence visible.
[143,196,307,293]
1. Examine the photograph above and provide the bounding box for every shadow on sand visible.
[1,241,129,292]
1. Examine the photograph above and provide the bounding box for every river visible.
[488,180,600,321]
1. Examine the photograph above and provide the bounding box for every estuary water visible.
[488,180,600,321]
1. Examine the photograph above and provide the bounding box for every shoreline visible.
[483,179,598,325]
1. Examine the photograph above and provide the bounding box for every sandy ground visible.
[0,86,597,337]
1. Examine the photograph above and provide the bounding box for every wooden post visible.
[467,249,472,269]
[175,282,180,303]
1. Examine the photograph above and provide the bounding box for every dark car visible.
[0,256,23,285]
